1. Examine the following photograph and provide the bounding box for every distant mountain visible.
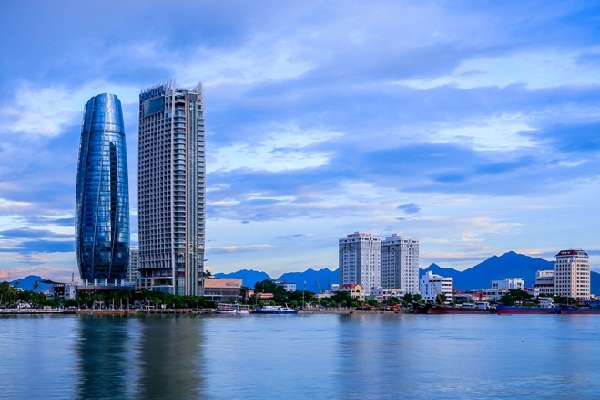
[422,251,600,294]
[278,268,339,293]
[425,251,554,290]
[9,275,51,291]
[213,269,271,288]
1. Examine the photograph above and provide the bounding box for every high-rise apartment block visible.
[76,93,130,283]
[381,234,420,294]
[554,249,590,300]
[138,82,206,295]
[339,232,381,291]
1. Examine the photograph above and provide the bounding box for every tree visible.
[500,289,533,305]
[331,291,352,306]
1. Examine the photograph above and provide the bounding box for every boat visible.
[496,305,561,314]
[413,301,496,314]
[252,304,298,314]
[215,303,250,314]
[560,306,600,314]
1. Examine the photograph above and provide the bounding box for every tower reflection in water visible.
[75,315,205,399]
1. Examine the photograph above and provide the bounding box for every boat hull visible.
[560,307,600,314]
[252,310,298,314]
[496,305,561,314]
[427,308,495,314]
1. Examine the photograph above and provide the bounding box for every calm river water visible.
[1,313,599,399]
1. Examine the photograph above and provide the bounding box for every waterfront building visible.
[76,93,129,284]
[492,278,524,291]
[554,249,590,300]
[369,287,403,303]
[339,232,381,293]
[127,247,139,283]
[203,278,243,303]
[273,280,297,292]
[381,234,419,293]
[533,270,554,297]
[420,271,453,303]
[138,81,206,295]
[340,283,366,302]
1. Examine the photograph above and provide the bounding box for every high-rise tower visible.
[554,249,590,300]
[138,82,206,295]
[76,93,130,283]
[381,234,419,294]
[339,232,381,292]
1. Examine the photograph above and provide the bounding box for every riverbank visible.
[1,308,402,315]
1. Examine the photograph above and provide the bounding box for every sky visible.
[1,1,600,282]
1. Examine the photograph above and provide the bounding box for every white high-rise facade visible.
[420,271,453,302]
[554,249,590,300]
[339,232,381,292]
[138,81,206,296]
[381,234,419,294]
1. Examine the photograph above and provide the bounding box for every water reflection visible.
[75,315,136,400]
[74,315,205,400]
[134,316,205,399]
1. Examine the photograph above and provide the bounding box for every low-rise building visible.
[420,271,453,303]
[492,278,524,291]
[273,280,296,292]
[340,283,366,302]
[369,288,404,302]
[533,270,554,297]
[203,278,243,303]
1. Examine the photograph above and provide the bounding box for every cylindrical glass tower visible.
[76,93,130,283]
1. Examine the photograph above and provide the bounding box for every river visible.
[1,313,599,399]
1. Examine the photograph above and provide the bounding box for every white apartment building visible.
[381,234,419,294]
[339,232,381,293]
[138,81,206,296]
[554,249,590,300]
[492,278,524,291]
[420,271,453,303]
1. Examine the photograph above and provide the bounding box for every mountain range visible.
[8,251,599,295]
[214,251,600,294]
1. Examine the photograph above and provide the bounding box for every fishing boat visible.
[252,304,298,314]
[215,303,250,314]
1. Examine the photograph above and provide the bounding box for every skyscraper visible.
[138,82,206,295]
[76,93,130,283]
[381,234,419,293]
[339,232,381,292]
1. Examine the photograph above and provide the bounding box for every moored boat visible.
[496,305,561,314]
[252,304,298,314]
[215,303,250,314]
[560,306,600,314]
[412,301,496,314]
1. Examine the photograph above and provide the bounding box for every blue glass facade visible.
[76,93,130,282]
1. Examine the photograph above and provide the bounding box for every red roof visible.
[555,249,587,257]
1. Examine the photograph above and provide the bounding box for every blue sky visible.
[1,1,600,281]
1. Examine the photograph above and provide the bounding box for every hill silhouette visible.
[7,252,598,295]
[214,251,600,294]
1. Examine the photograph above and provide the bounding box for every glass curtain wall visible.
[76,93,130,283]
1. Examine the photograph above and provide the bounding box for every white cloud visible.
[401,48,600,90]
[209,126,341,172]
[0,81,141,138]
[435,113,537,151]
